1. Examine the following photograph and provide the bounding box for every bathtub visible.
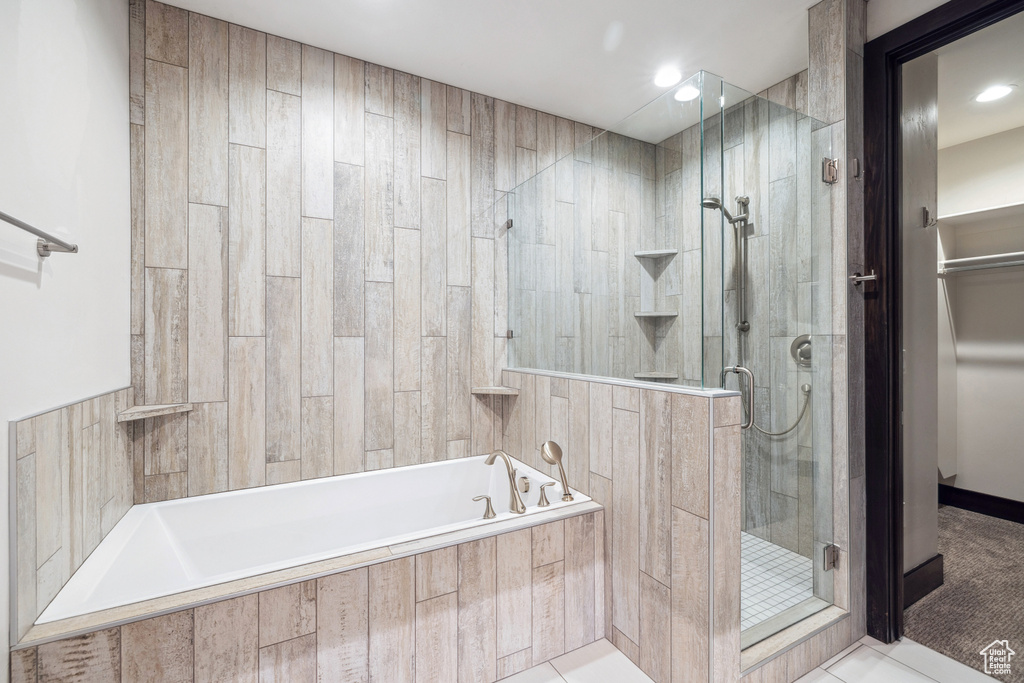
[37,454,593,626]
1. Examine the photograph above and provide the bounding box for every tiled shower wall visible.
[10,512,603,682]
[10,389,134,641]
[129,0,607,501]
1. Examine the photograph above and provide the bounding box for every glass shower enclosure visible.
[505,71,837,648]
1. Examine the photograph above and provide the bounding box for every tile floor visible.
[741,532,815,630]
[503,635,998,682]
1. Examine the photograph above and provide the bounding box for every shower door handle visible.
[722,366,754,429]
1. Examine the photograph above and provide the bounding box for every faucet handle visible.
[538,482,557,507]
[473,495,496,519]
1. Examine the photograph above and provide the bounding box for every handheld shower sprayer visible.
[701,196,749,226]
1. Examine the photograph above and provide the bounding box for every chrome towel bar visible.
[0,209,79,258]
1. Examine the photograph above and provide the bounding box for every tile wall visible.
[9,512,603,682]
[10,389,135,642]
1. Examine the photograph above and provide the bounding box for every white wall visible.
[0,0,130,662]
[938,126,1024,217]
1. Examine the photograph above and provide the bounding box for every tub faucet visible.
[485,450,527,514]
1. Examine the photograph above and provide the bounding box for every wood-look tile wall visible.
[129,0,609,501]
[10,389,135,641]
[500,369,738,683]
[9,512,602,683]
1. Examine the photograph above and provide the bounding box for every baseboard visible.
[903,554,943,609]
[939,484,1024,525]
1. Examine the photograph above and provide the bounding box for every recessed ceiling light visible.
[976,85,1014,102]
[654,67,682,88]
[674,84,700,102]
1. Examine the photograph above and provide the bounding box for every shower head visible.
[701,196,736,223]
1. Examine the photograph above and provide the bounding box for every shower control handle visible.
[722,366,755,430]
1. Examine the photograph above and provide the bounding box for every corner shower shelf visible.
[634,372,679,381]
[634,249,678,260]
[471,386,520,396]
[634,311,678,319]
[117,403,193,423]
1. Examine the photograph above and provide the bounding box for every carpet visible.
[904,505,1024,682]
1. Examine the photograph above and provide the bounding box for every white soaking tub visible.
[38,454,592,625]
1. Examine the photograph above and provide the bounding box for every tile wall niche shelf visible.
[633,249,679,259]
[471,386,520,396]
[633,371,679,381]
[117,403,193,423]
[634,311,678,319]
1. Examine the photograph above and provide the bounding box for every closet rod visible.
[939,250,1024,275]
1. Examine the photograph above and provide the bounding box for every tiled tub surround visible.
[37,455,592,626]
[10,511,605,682]
[128,0,620,509]
[10,388,135,643]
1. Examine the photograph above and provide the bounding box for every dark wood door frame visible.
[863,0,1024,643]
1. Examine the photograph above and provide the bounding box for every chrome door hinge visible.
[503,219,513,231]
[823,544,841,571]
[506,329,514,339]
[822,158,840,185]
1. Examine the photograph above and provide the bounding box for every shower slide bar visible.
[0,209,79,258]
[939,250,1024,274]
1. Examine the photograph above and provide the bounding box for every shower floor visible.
[741,532,814,631]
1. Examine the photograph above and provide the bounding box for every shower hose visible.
[743,384,811,437]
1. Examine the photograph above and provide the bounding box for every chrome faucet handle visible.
[538,482,556,507]
[472,495,496,520]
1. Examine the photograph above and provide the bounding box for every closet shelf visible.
[634,311,678,319]
[634,249,678,259]
[117,403,193,423]
[471,386,520,396]
[634,372,679,380]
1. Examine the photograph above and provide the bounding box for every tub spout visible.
[485,450,527,514]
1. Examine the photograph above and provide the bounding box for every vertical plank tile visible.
[567,380,590,496]
[713,425,742,683]
[365,449,394,471]
[318,568,369,683]
[589,383,613,479]
[301,217,334,396]
[640,390,672,586]
[228,25,266,148]
[415,593,457,683]
[38,628,120,682]
[301,396,334,479]
[258,634,316,683]
[364,282,394,452]
[532,520,565,567]
[145,267,188,403]
[494,100,516,192]
[266,460,301,485]
[532,561,565,664]
[497,650,533,680]
[458,537,496,682]
[145,59,188,269]
[129,0,145,124]
[15,453,35,642]
[394,71,421,228]
[446,86,471,134]
[672,507,709,683]
[334,337,365,474]
[365,113,395,282]
[612,407,640,642]
[229,337,266,490]
[334,54,365,165]
[195,595,258,683]
[188,14,229,206]
[446,287,472,441]
[446,132,472,287]
[415,546,457,601]
[471,94,495,238]
[335,162,366,336]
[122,611,194,682]
[496,528,532,657]
[421,177,447,336]
[301,45,334,219]
[639,572,671,682]
[188,203,228,403]
[364,63,394,116]
[393,391,422,467]
[421,336,447,463]
[266,35,301,96]
[672,394,710,519]
[515,106,537,149]
[145,0,187,66]
[266,90,302,276]
[10,648,36,683]
[471,237,495,388]
[564,513,596,652]
[420,80,447,180]
[187,401,228,496]
[266,276,301,463]
[395,227,421,391]
[131,123,146,335]
[369,558,415,682]
[228,143,267,336]
[259,580,317,646]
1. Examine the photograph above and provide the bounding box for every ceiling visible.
[177,0,949,131]
[935,10,1024,149]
